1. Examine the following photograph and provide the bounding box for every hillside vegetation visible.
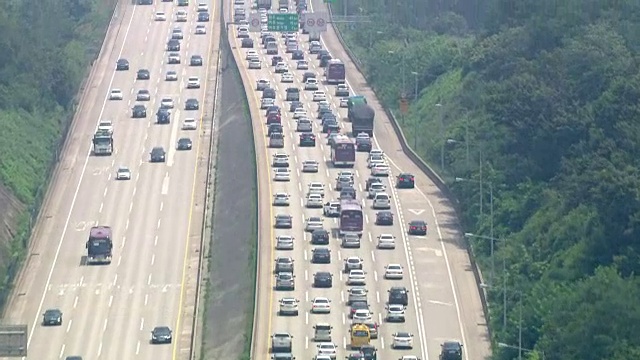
[333,0,640,358]
[0,0,116,307]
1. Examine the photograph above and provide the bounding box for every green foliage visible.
[0,0,116,307]
[333,0,640,358]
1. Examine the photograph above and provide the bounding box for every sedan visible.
[312,91,327,102]
[392,332,414,349]
[279,297,299,316]
[275,62,289,73]
[341,234,361,248]
[384,264,404,279]
[166,70,178,81]
[151,326,172,344]
[317,343,337,359]
[386,304,406,322]
[274,214,292,228]
[305,78,319,90]
[248,59,261,69]
[352,309,373,323]
[306,194,324,208]
[408,220,428,235]
[347,270,367,286]
[313,272,333,288]
[371,163,390,176]
[155,11,166,21]
[297,60,309,70]
[302,160,319,173]
[137,69,150,80]
[276,235,294,250]
[136,89,151,101]
[311,297,331,314]
[182,118,197,130]
[375,211,394,225]
[160,98,174,109]
[187,76,201,89]
[177,138,193,150]
[377,234,396,249]
[272,192,290,206]
[190,55,203,66]
[281,73,294,83]
[305,217,323,232]
[185,98,199,110]
[347,287,368,305]
[273,168,290,181]
[42,308,63,326]
[195,24,206,34]
[115,166,131,180]
[168,53,181,64]
[109,89,123,100]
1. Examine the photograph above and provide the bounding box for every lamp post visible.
[456,177,494,249]
[436,103,444,171]
[388,50,405,96]
[498,342,545,360]
[465,233,500,295]
[410,71,419,100]
[483,285,526,359]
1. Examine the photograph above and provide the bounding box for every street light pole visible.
[411,71,419,100]
[503,257,507,329]
[436,103,444,171]
[519,294,523,360]
[388,50,406,97]
[463,232,500,287]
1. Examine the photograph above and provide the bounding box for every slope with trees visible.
[0,0,117,308]
[331,0,640,358]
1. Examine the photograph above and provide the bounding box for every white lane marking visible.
[26,2,140,349]
[97,342,103,357]
[59,344,65,359]
[161,173,170,194]
[108,295,113,308]
[66,319,72,333]
[103,319,108,331]
[73,296,79,309]
[136,341,141,355]
[166,109,181,166]
[140,317,144,331]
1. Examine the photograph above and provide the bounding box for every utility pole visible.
[436,103,444,171]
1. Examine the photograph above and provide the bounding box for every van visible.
[269,133,285,148]
[314,323,332,342]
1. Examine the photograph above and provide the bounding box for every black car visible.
[299,133,316,147]
[190,55,203,66]
[137,69,150,80]
[262,35,275,45]
[43,308,62,326]
[185,98,199,110]
[322,120,339,133]
[269,123,283,136]
[311,229,330,245]
[167,39,180,51]
[311,248,331,264]
[321,113,337,124]
[65,357,83,360]
[241,38,254,48]
[116,58,129,70]
[375,211,394,225]
[408,220,428,235]
[440,341,463,360]
[388,286,409,306]
[150,147,166,162]
[291,50,304,60]
[266,105,281,115]
[156,109,170,124]
[198,12,210,21]
[313,272,333,288]
[132,104,147,118]
[360,345,377,360]
[151,326,172,344]
[289,101,303,112]
[397,173,415,188]
[319,54,332,67]
[285,87,300,101]
[317,107,333,119]
[262,88,276,99]
[340,186,356,200]
[177,137,192,150]
[316,49,330,60]
[347,354,365,360]
[366,177,382,191]
[356,137,372,152]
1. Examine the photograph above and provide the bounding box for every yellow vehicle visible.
[350,323,371,349]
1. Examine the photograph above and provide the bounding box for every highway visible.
[4,0,218,359]
[227,0,490,360]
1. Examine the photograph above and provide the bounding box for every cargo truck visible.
[86,226,113,265]
[348,103,375,137]
[92,129,113,156]
[257,0,272,9]
[278,0,288,8]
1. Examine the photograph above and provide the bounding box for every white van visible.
[314,323,332,342]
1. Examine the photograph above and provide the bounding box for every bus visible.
[326,59,346,84]
[339,199,364,237]
[349,323,371,349]
[86,226,113,265]
[331,135,355,167]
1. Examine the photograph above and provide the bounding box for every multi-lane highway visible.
[227,0,491,360]
[5,0,218,359]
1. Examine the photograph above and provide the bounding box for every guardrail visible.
[326,3,492,340]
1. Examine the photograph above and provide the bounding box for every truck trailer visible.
[348,103,375,137]
[92,129,113,156]
[257,0,272,10]
[86,226,113,265]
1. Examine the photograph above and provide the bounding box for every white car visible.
[176,10,188,22]
[392,332,414,349]
[369,149,384,159]
[373,192,391,209]
[343,256,363,272]
[306,193,324,208]
[302,160,319,173]
[115,166,131,180]
[161,98,174,109]
[261,98,275,109]
[293,108,307,120]
[273,192,290,206]
[305,217,323,232]
[273,168,290,181]
[272,153,289,167]
[165,70,178,81]
[248,59,261,69]
[347,270,367,286]
[245,50,258,60]
[368,183,386,198]
[311,297,331,314]
[168,53,181,63]
[275,62,289,73]
[197,2,208,11]
[187,76,201,89]
[340,98,349,107]
[297,60,309,70]
[368,155,385,168]
[307,182,325,197]
[377,234,396,249]
[155,11,167,21]
[312,91,326,102]
[279,297,299,316]
[384,264,404,279]
[182,118,197,130]
[195,24,206,34]
[316,343,337,359]
[371,163,390,176]
[305,78,319,90]
[386,304,406,322]
[237,27,249,38]
[281,73,294,83]
[109,89,123,100]
[352,309,373,323]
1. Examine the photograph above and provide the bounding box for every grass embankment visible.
[0,0,118,310]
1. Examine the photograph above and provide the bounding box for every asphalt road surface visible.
[226,0,492,360]
[4,1,218,359]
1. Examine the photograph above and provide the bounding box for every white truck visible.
[92,129,113,156]
[98,120,113,135]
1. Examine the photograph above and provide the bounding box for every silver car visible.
[305,217,323,232]
[302,160,319,173]
[341,234,361,248]
[274,214,292,228]
[347,287,368,305]
[275,272,295,291]
[276,235,294,250]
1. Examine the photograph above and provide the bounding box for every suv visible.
[343,256,363,272]
[285,87,300,101]
[397,173,415,188]
[275,257,294,273]
[156,109,170,124]
[356,133,372,152]
[388,286,409,306]
[311,248,331,264]
[311,229,330,245]
[440,341,463,360]
[150,147,166,162]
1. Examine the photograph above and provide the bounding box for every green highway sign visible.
[267,13,299,32]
